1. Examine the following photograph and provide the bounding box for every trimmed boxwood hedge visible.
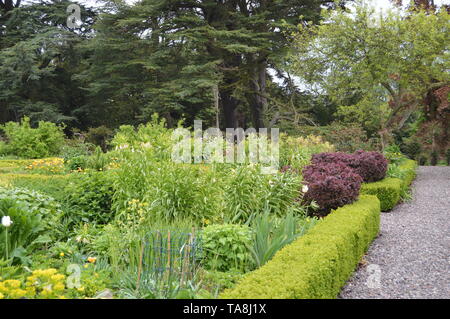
[398,159,417,190]
[360,159,417,211]
[360,178,402,211]
[220,195,381,299]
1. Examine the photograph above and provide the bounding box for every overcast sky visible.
[76,0,449,11]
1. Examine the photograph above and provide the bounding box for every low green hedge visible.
[220,195,380,299]
[360,159,417,211]
[360,178,402,211]
[398,159,417,190]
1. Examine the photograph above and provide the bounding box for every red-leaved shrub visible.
[311,150,388,183]
[311,152,355,166]
[302,162,362,217]
[351,150,388,182]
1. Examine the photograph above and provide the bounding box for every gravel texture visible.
[339,166,450,299]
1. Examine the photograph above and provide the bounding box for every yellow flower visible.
[87,257,97,264]
[59,252,65,257]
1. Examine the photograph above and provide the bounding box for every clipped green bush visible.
[220,195,380,299]
[397,159,417,189]
[360,159,417,211]
[360,178,402,211]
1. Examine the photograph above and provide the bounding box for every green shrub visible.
[111,114,174,162]
[0,117,65,158]
[360,178,402,211]
[220,195,380,299]
[86,147,110,171]
[279,134,334,171]
[291,124,376,153]
[201,224,253,272]
[386,163,405,180]
[62,171,115,227]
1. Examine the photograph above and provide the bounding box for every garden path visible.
[340,166,450,299]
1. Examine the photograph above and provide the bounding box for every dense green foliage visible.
[0,117,65,158]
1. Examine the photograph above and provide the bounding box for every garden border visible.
[220,195,381,299]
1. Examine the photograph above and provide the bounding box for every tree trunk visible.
[220,86,238,129]
[218,53,241,129]
[247,55,268,129]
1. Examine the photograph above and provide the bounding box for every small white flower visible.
[302,185,309,193]
[1,216,12,227]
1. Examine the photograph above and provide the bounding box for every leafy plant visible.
[0,199,47,264]
[386,163,406,180]
[221,165,305,224]
[65,155,88,171]
[62,171,115,227]
[201,224,253,272]
[249,210,318,268]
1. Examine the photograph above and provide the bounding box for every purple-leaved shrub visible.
[302,162,362,217]
[312,150,388,183]
[351,150,388,182]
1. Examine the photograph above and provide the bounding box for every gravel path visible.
[340,166,450,299]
